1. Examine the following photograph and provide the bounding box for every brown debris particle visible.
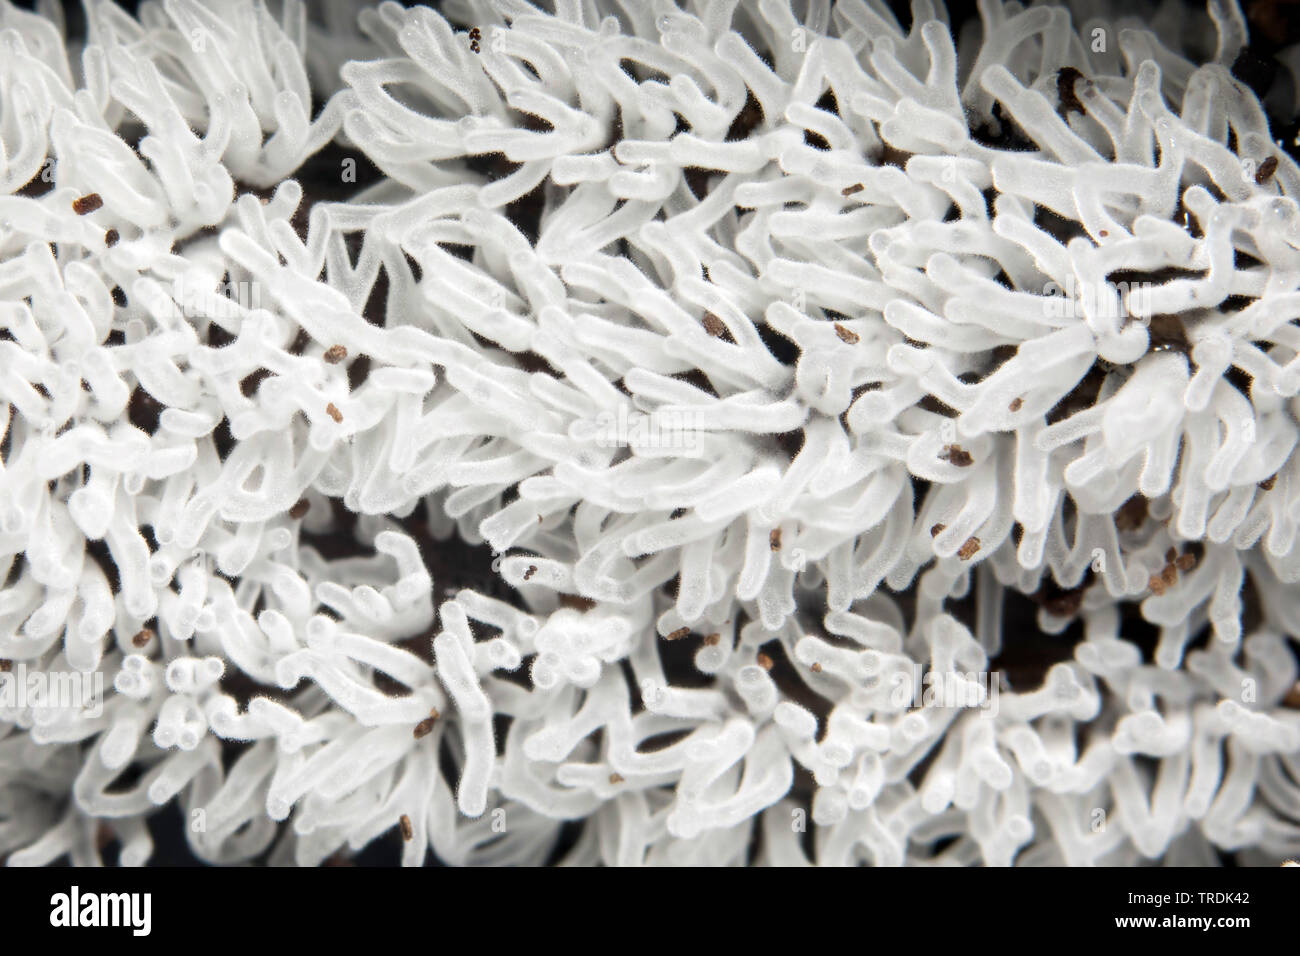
[1008,397,1023,412]
[769,528,782,551]
[399,814,413,841]
[1175,552,1196,573]
[702,312,727,338]
[73,193,103,215]
[0,659,11,673]
[833,323,859,345]
[957,536,981,560]
[939,444,974,467]
[702,633,721,646]
[609,773,624,784]
[1160,563,1177,587]
[413,716,437,739]
[810,662,822,673]
[288,498,311,519]
[841,183,864,196]
[665,627,691,641]
[1148,574,1167,596]
[523,565,537,581]
[131,628,154,648]
[325,402,342,423]
[756,652,773,671]
[1165,547,1177,565]
[1260,475,1277,491]
[930,523,946,538]
[323,344,348,364]
[104,228,119,247]
[1256,156,1279,185]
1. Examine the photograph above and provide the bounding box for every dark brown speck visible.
[73,193,103,215]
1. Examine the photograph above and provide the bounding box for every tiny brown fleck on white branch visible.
[73,193,103,215]
[939,444,974,467]
[702,312,727,338]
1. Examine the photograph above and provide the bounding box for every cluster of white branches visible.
[1,0,1299,866]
